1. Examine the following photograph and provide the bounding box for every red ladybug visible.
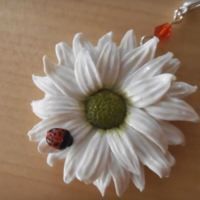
[46,128,73,150]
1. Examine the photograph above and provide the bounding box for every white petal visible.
[28,115,71,142]
[43,56,82,99]
[168,82,198,98]
[122,52,174,86]
[55,42,74,67]
[28,129,43,142]
[63,134,92,184]
[67,119,92,144]
[96,42,120,88]
[163,58,180,74]
[129,127,175,178]
[37,138,57,154]
[93,170,111,197]
[76,132,109,182]
[124,128,145,191]
[27,113,83,142]
[47,149,68,167]
[44,117,92,145]
[96,32,113,53]
[31,96,81,119]
[159,121,185,145]
[32,75,62,96]
[124,74,175,108]
[118,37,159,84]
[74,50,102,95]
[63,146,82,184]
[106,129,140,175]
[146,97,200,122]
[132,165,145,192]
[73,33,96,62]
[110,155,130,197]
[127,107,168,152]
[119,30,137,56]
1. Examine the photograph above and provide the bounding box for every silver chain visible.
[172,0,200,24]
[140,0,200,45]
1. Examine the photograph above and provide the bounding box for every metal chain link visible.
[140,0,200,44]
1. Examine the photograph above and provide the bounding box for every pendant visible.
[28,0,200,197]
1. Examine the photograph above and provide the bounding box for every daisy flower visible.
[28,30,199,197]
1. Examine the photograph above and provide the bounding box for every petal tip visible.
[107,31,113,37]
[138,186,145,192]
[166,51,174,58]
[47,160,54,167]
[172,75,176,81]
[152,36,159,43]
[74,32,83,38]
[125,29,134,35]
[37,147,43,154]
[27,131,33,141]
[43,55,51,74]
[32,74,37,81]
[95,186,106,197]
[194,114,200,123]
[181,139,186,146]
[193,85,198,93]
[37,139,50,154]
[73,32,84,44]
[63,176,72,184]
[32,74,42,88]
[55,41,67,48]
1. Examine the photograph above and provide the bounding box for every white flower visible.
[28,30,199,197]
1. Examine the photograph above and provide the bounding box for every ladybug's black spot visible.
[46,128,73,150]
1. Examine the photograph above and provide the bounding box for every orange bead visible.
[154,23,172,40]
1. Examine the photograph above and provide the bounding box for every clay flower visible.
[28,30,199,197]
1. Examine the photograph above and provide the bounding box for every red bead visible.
[154,23,172,40]
[46,128,73,150]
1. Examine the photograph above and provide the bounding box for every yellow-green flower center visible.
[85,89,127,130]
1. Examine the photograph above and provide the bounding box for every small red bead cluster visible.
[154,23,172,40]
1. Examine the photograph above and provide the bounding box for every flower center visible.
[85,89,127,130]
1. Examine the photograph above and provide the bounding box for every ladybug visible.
[46,128,73,150]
